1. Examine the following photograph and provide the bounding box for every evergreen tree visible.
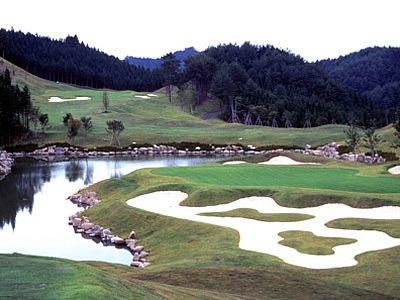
[160,53,180,103]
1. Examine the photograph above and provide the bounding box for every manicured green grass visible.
[199,208,314,222]
[0,254,242,299]
[153,165,400,194]
[326,218,400,238]
[68,155,400,298]
[278,231,357,255]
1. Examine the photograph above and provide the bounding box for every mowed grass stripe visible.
[153,165,400,194]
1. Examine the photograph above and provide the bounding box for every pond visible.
[0,156,222,265]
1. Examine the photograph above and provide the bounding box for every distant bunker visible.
[48,96,91,103]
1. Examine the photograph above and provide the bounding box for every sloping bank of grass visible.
[62,153,400,298]
[0,254,243,299]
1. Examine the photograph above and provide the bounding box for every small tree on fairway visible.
[38,112,49,140]
[39,113,48,132]
[80,116,93,142]
[344,123,361,161]
[63,113,81,145]
[390,108,400,160]
[29,107,40,140]
[103,91,109,113]
[363,122,384,163]
[106,120,124,146]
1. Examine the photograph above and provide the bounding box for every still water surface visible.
[0,156,221,265]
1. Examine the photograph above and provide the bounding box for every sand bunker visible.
[147,94,157,97]
[259,156,321,165]
[223,161,247,165]
[135,95,151,99]
[388,166,400,175]
[48,96,91,103]
[127,191,400,269]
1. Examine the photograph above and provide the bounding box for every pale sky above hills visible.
[2,0,399,62]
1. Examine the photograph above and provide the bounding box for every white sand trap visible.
[127,192,400,269]
[147,94,157,97]
[223,161,247,165]
[48,96,91,103]
[388,166,400,175]
[259,156,321,165]
[135,95,151,99]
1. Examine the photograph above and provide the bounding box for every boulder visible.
[126,239,136,247]
[81,222,94,230]
[112,236,125,245]
[72,218,82,227]
[139,251,149,258]
[128,231,136,239]
[132,252,140,261]
[130,261,144,268]
[133,245,145,253]
[85,191,97,198]
[143,262,151,267]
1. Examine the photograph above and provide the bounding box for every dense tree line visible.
[0,69,32,144]
[0,28,163,91]
[317,47,400,123]
[176,43,385,127]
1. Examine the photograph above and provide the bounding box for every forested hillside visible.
[180,43,385,127]
[0,69,32,145]
[125,47,198,70]
[317,47,400,122]
[0,29,163,91]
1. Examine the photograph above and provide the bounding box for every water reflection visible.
[0,155,222,265]
[0,160,51,229]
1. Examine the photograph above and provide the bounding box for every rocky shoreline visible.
[9,144,255,160]
[67,190,151,268]
[0,151,14,179]
[8,142,386,163]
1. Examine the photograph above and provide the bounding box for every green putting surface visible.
[153,165,400,194]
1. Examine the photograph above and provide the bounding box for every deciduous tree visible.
[344,123,361,161]
[80,116,93,142]
[105,120,124,146]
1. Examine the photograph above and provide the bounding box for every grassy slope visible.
[278,231,357,255]
[0,254,245,299]
[70,153,400,298]
[0,58,367,149]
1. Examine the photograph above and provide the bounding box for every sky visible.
[2,0,400,62]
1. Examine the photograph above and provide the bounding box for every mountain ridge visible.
[124,47,199,69]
